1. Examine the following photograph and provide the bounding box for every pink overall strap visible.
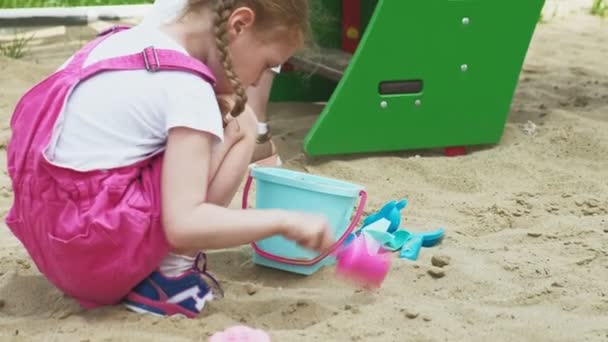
[78,47,216,85]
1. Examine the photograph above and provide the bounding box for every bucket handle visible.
[242,173,367,266]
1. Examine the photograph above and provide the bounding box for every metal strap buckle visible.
[142,46,160,72]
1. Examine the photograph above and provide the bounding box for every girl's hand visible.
[281,212,334,253]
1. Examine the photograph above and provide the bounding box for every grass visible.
[0,34,34,59]
[0,0,152,8]
[591,0,607,17]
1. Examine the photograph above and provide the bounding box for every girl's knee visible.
[223,105,257,146]
[234,106,258,139]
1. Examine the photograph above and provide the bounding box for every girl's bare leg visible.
[246,69,278,164]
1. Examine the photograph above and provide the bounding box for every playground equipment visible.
[273,0,546,157]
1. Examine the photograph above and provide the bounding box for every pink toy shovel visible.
[335,234,392,289]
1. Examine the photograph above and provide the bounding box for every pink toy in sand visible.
[209,325,271,342]
[335,234,392,288]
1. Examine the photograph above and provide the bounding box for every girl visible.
[5,0,333,319]
[144,0,281,167]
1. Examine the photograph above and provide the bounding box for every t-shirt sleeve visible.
[162,72,224,142]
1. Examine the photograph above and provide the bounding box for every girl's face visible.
[209,7,301,94]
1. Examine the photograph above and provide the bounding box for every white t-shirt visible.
[45,24,223,171]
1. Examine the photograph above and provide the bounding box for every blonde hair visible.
[186,0,310,119]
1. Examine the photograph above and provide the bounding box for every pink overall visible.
[5,27,216,308]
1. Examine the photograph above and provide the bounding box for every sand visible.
[0,1,607,341]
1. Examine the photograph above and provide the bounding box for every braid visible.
[213,0,248,119]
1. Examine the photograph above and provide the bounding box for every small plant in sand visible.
[591,0,607,17]
[0,34,34,59]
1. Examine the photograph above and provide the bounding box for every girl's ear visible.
[228,7,256,37]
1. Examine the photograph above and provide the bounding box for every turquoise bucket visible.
[242,167,367,275]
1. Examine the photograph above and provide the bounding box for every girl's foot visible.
[123,253,222,318]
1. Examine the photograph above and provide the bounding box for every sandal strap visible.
[256,130,272,144]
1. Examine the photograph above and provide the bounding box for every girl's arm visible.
[160,126,332,252]
[161,126,283,250]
